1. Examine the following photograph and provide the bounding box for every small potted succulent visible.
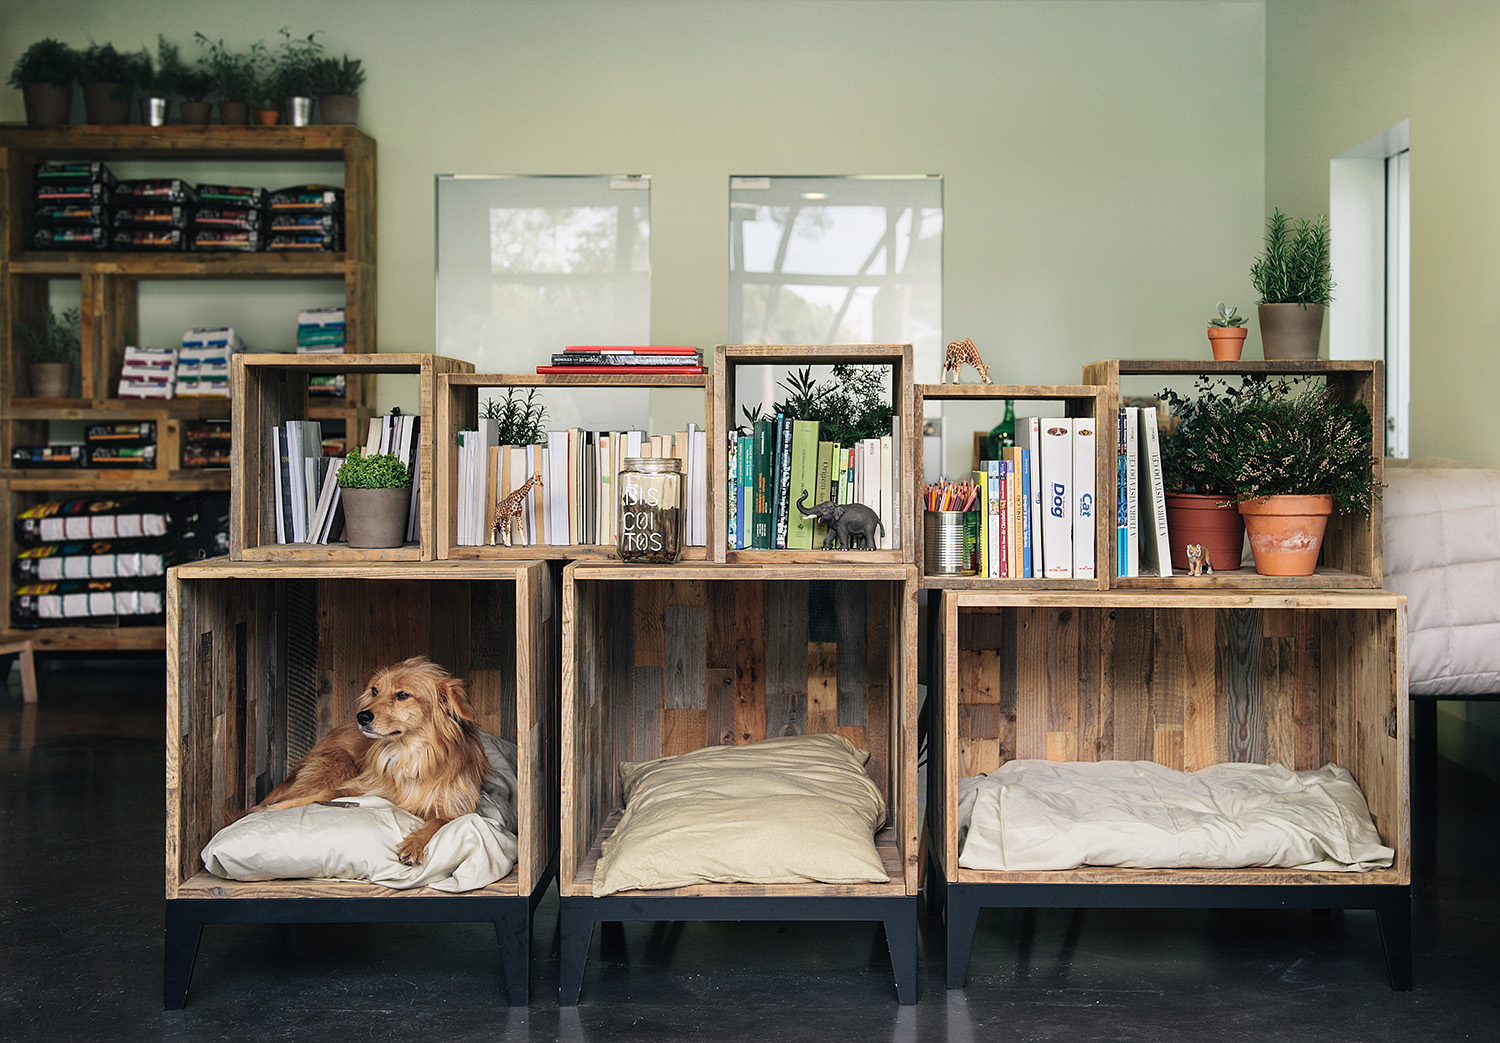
[1206,302,1248,361]
[310,54,365,126]
[1251,208,1334,360]
[8,38,78,126]
[19,305,82,399]
[77,42,134,123]
[336,449,412,548]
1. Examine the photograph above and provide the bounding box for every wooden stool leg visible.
[2,640,38,704]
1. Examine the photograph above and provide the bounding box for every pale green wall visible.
[2,0,1266,414]
[1266,0,1500,779]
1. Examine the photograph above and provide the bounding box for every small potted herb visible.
[77,42,133,123]
[1206,302,1248,361]
[8,38,78,126]
[481,387,549,446]
[310,54,365,126]
[193,34,258,124]
[153,37,214,124]
[1251,208,1334,360]
[335,449,412,548]
[19,305,81,399]
[271,27,324,125]
[1158,376,1250,571]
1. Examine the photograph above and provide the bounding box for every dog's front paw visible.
[396,835,428,866]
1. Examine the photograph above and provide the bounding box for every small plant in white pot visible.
[336,449,411,548]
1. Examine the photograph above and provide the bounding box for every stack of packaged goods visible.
[192,183,267,252]
[10,444,85,469]
[111,179,195,251]
[118,345,177,399]
[11,493,229,628]
[177,326,243,398]
[32,161,115,250]
[296,306,346,353]
[268,185,344,252]
[85,421,156,469]
[181,420,232,469]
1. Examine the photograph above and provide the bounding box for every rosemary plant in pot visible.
[1227,376,1377,576]
[1158,376,1249,571]
[336,449,412,549]
[1251,208,1334,360]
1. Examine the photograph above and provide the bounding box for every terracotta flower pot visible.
[339,487,411,548]
[21,82,73,126]
[1164,493,1244,572]
[28,362,72,399]
[255,108,282,126]
[179,100,212,125]
[1206,326,1247,361]
[1237,494,1333,576]
[81,82,130,124]
[1258,303,1325,360]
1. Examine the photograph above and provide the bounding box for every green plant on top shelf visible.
[271,27,325,98]
[18,305,82,364]
[336,449,411,489]
[8,38,79,89]
[310,54,365,96]
[154,37,212,101]
[193,33,259,104]
[741,364,893,446]
[77,42,132,84]
[1209,303,1247,328]
[481,387,549,446]
[1251,208,1334,306]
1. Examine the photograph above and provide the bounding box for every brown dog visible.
[249,656,490,866]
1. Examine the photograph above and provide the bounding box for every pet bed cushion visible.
[201,733,520,892]
[956,760,1393,873]
[591,733,890,896]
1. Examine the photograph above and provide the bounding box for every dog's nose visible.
[357,710,374,726]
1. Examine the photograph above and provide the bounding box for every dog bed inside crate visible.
[955,760,1394,873]
[202,733,521,892]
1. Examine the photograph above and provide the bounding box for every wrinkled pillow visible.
[592,732,890,896]
[202,733,520,893]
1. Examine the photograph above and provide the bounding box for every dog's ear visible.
[437,676,477,723]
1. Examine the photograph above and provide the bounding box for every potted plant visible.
[8,38,78,126]
[310,54,364,126]
[154,36,214,125]
[1251,208,1334,360]
[1227,376,1377,576]
[481,387,549,447]
[335,448,412,548]
[271,27,324,126]
[1157,376,1249,571]
[194,34,258,124]
[19,305,81,399]
[1206,303,1248,361]
[77,42,133,123]
[122,45,165,125]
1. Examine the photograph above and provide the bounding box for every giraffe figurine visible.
[492,471,543,547]
[941,337,992,384]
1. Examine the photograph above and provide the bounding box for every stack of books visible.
[118,345,177,399]
[111,179,196,251]
[32,161,115,250]
[537,346,704,374]
[191,183,267,253]
[296,306,347,353]
[176,327,243,398]
[1115,404,1174,579]
[268,185,344,252]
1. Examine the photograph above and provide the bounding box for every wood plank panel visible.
[836,581,868,726]
[1220,608,1264,763]
[706,667,736,746]
[1110,608,1152,761]
[806,641,838,734]
[1015,606,1048,759]
[766,580,809,695]
[1045,606,1079,762]
[664,604,707,710]
[732,580,766,745]
[1181,608,1217,771]
[1150,608,1185,770]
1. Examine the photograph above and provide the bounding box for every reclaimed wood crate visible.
[230,353,473,562]
[165,558,557,1005]
[1082,359,1385,589]
[930,588,1411,989]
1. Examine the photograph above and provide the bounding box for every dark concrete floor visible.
[2,656,1497,1042]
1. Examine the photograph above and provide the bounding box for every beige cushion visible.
[592,733,890,896]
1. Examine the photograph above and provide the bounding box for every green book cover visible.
[787,419,820,549]
[813,440,835,548]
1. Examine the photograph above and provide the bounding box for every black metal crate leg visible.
[1377,893,1414,991]
[944,886,981,989]
[558,899,595,1006]
[163,902,203,1010]
[494,902,533,1006]
[884,904,919,1004]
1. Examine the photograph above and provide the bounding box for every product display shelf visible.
[230,353,473,562]
[914,382,1111,591]
[712,343,916,565]
[165,557,558,1008]
[558,559,921,1003]
[928,587,1411,990]
[434,371,713,562]
[0,125,376,651]
[1082,358,1384,589]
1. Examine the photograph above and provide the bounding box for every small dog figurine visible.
[249,656,489,865]
[1186,544,1214,577]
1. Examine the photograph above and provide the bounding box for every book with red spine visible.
[535,365,704,374]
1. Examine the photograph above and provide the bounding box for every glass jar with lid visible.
[616,457,684,563]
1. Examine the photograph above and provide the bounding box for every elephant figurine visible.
[796,490,885,550]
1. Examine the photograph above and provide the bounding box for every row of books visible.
[453,426,709,547]
[1117,404,1175,578]
[536,345,705,375]
[726,416,902,551]
[269,413,421,546]
[967,418,1096,580]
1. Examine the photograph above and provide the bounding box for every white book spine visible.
[1040,418,1073,579]
[889,415,902,550]
[878,434,893,550]
[547,430,569,544]
[1072,418,1097,580]
[1141,406,1174,577]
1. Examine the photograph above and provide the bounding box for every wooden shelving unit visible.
[0,125,377,651]
[434,370,713,562]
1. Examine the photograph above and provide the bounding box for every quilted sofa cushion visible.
[1382,465,1500,695]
